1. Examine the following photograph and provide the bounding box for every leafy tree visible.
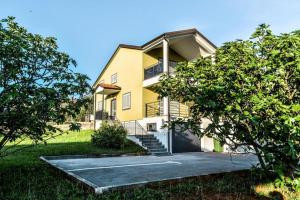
[157,24,300,179]
[73,95,93,122]
[0,17,91,155]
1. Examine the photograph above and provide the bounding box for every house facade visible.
[92,29,217,154]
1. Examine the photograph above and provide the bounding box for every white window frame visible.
[122,92,131,110]
[111,73,117,84]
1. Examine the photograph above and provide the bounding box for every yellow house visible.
[92,29,217,155]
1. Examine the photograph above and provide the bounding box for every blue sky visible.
[1,0,300,84]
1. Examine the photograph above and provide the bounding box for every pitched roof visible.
[141,28,217,49]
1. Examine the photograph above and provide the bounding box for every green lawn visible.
[0,130,298,200]
[0,130,144,168]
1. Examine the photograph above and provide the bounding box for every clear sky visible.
[1,0,300,84]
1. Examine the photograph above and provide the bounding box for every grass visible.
[0,130,299,200]
[0,130,144,168]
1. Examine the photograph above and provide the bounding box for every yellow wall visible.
[142,88,160,117]
[94,47,144,121]
[95,47,187,121]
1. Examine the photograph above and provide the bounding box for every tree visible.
[70,95,93,122]
[157,24,300,179]
[0,17,91,155]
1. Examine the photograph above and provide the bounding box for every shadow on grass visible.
[268,191,284,200]
[0,162,285,200]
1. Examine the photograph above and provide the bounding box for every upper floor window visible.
[111,73,117,84]
[122,92,131,110]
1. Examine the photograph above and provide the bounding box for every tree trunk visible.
[0,135,8,152]
[252,144,267,171]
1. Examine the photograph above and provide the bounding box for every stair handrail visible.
[121,120,151,147]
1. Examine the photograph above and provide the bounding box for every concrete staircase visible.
[135,134,169,156]
[122,120,169,156]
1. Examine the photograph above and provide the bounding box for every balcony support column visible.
[102,92,105,121]
[163,38,172,154]
[163,38,169,73]
[93,92,96,130]
[162,38,169,118]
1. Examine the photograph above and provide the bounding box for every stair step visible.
[141,138,159,140]
[148,149,167,152]
[136,136,155,139]
[141,140,159,143]
[144,144,163,148]
[148,146,166,149]
[152,152,170,156]
[134,134,168,155]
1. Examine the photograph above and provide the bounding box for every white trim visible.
[194,34,216,54]
[67,161,182,172]
[142,39,163,52]
[142,75,161,87]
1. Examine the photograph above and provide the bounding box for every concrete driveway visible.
[41,152,258,193]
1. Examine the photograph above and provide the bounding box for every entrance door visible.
[110,99,117,120]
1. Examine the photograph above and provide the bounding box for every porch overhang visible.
[95,83,121,95]
[143,30,216,61]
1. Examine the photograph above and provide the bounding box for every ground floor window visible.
[147,123,157,131]
[122,92,131,110]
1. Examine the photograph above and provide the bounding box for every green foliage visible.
[91,122,127,149]
[0,17,91,155]
[275,166,300,192]
[213,139,223,152]
[68,95,94,122]
[157,24,300,180]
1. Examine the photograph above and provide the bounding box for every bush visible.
[91,122,127,149]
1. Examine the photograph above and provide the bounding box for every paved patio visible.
[41,152,258,193]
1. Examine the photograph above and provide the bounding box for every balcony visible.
[95,111,115,120]
[143,61,177,88]
[144,61,177,80]
[145,100,189,118]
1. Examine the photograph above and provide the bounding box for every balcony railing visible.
[95,111,115,120]
[145,100,189,118]
[144,61,177,80]
[145,101,164,117]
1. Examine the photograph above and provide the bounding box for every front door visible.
[110,99,116,120]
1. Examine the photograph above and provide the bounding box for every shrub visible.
[91,122,127,149]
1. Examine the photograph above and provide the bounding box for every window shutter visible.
[122,93,131,109]
[111,73,117,83]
